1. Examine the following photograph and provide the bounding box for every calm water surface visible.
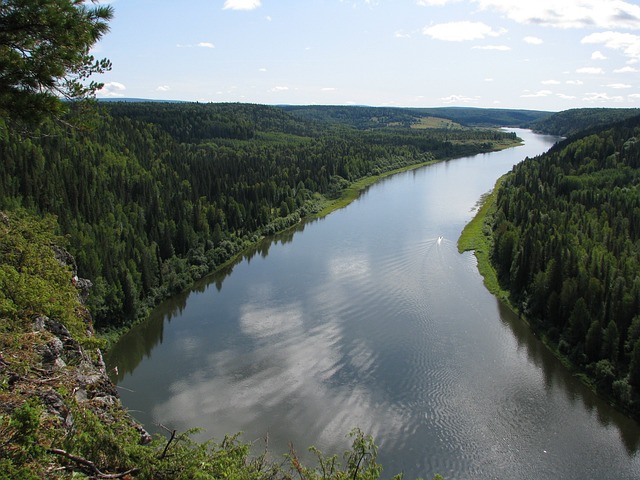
[107,130,640,479]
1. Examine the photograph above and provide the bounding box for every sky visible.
[92,0,640,111]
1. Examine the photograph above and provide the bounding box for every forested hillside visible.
[491,114,640,415]
[0,102,518,333]
[530,108,640,137]
[281,105,551,129]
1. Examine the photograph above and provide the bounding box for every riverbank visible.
[457,175,640,423]
[457,175,509,301]
[314,137,522,221]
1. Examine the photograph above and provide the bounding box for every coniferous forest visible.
[0,102,520,333]
[491,113,640,415]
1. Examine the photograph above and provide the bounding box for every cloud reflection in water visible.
[153,291,406,456]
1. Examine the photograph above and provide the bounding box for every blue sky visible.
[93,0,640,111]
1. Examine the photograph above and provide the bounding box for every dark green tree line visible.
[491,115,640,415]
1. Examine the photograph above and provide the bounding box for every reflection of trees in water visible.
[105,217,312,384]
[496,300,640,454]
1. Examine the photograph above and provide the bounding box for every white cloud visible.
[614,65,638,73]
[321,87,337,91]
[177,42,215,48]
[591,50,607,60]
[582,31,640,60]
[521,89,553,98]
[156,85,171,92]
[423,21,506,42]
[329,254,370,281]
[440,94,479,104]
[557,93,577,100]
[100,81,126,97]
[583,91,625,102]
[541,79,561,85]
[566,79,584,85]
[629,93,640,99]
[223,0,261,10]
[270,86,289,92]
[576,66,605,74]
[604,83,632,89]
[474,0,640,29]
[417,0,456,5]
[472,44,511,51]
[523,36,543,45]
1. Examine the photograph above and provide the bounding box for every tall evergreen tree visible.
[0,0,113,126]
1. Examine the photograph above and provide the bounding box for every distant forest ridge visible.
[99,100,552,129]
[98,101,640,135]
[530,108,640,137]
[279,105,552,129]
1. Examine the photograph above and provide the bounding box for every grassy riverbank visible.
[314,159,439,218]
[316,137,522,220]
[457,175,510,302]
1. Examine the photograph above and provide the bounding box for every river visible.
[106,130,640,479]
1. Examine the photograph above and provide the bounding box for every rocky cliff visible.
[0,211,149,478]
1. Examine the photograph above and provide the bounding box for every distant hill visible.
[279,105,552,129]
[411,107,552,128]
[530,107,640,137]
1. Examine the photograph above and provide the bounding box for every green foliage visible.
[0,0,113,126]
[281,105,550,129]
[457,178,512,301]
[0,210,85,339]
[8,400,44,461]
[0,400,44,479]
[491,115,640,416]
[127,427,441,480]
[531,108,640,137]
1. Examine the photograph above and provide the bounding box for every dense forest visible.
[0,102,519,334]
[491,114,640,415]
[530,107,640,137]
[280,105,551,130]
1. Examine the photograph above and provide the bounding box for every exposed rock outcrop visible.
[1,211,153,478]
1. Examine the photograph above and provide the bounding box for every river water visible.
[106,130,640,479]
